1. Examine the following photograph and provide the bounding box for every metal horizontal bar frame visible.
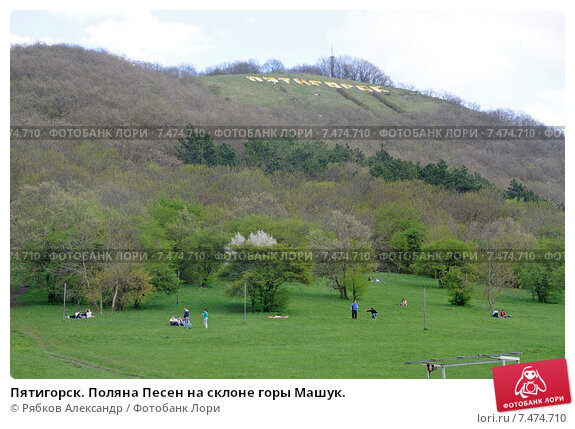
[428,360,507,368]
[407,353,522,379]
[403,352,521,365]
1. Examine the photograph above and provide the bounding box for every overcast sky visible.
[9,8,565,125]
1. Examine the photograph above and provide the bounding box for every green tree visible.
[139,195,201,275]
[516,237,564,303]
[93,264,154,310]
[144,263,180,294]
[368,148,418,181]
[243,138,284,173]
[413,239,476,290]
[10,181,108,304]
[388,224,426,273]
[518,263,564,303]
[214,142,239,167]
[374,202,426,272]
[176,124,217,165]
[180,227,226,288]
[374,202,422,245]
[418,159,449,186]
[506,179,542,202]
[309,210,374,299]
[219,230,312,311]
[443,266,473,306]
[345,272,369,301]
[329,143,354,163]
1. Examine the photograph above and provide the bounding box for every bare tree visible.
[261,58,286,73]
[308,210,374,299]
[204,59,261,75]
[477,258,518,312]
[316,55,392,86]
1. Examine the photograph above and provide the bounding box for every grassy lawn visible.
[195,73,440,116]
[10,273,564,379]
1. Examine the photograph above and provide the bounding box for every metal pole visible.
[244,283,247,324]
[62,282,67,322]
[424,288,427,330]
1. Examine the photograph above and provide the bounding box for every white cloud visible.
[523,89,565,125]
[10,34,62,46]
[327,10,564,124]
[49,10,125,26]
[80,11,210,66]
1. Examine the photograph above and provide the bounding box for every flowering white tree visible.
[225,230,276,255]
[229,232,246,246]
[247,230,277,246]
[220,230,310,312]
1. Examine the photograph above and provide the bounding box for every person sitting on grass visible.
[397,298,408,307]
[170,315,178,326]
[67,310,86,319]
[365,307,378,319]
[177,316,184,326]
[85,308,92,318]
[492,308,499,317]
[499,309,511,318]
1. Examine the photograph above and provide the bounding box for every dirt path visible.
[12,287,143,378]
[12,328,144,379]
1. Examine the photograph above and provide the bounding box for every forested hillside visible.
[11,44,564,200]
[10,44,564,311]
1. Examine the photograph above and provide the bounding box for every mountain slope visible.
[10,44,564,201]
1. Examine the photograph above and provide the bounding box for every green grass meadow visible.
[196,73,446,116]
[10,273,564,379]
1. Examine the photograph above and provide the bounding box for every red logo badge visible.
[492,358,571,412]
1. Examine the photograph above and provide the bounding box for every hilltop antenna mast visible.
[330,46,335,78]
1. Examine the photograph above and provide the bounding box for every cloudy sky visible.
[9,7,565,125]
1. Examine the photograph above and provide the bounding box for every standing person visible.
[351,299,358,320]
[184,307,191,328]
[203,308,208,329]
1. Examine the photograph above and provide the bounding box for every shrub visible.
[442,267,473,306]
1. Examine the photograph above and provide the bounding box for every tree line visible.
[201,55,393,86]
[11,44,564,204]
[9,45,564,312]
[11,146,563,313]
[11,186,564,313]
[176,124,547,200]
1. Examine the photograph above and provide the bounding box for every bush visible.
[442,268,473,306]
[145,263,179,294]
[518,263,564,304]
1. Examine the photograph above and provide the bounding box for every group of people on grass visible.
[492,308,511,318]
[67,308,92,319]
[170,307,209,328]
[350,298,409,320]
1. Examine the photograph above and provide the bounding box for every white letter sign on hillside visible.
[245,76,389,93]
